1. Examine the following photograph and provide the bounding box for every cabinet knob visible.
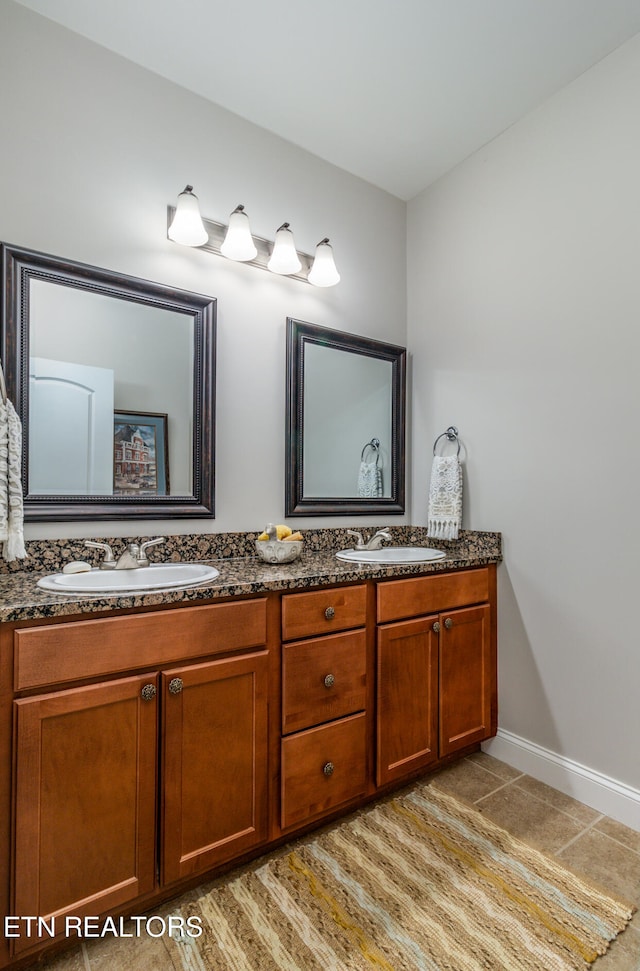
[444,617,453,630]
[323,761,335,777]
[323,673,335,689]
[324,606,335,621]
[168,677,183,695]
[141,683,156,701]
[432,621,440,633]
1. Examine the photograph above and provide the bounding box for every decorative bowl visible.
[255,539,303,564]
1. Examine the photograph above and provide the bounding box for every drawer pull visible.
[324,606,335,621]
[323,761,335,777]
[323,673,335,689]
[168,677,184,695]
[141,683,156,701]
[444,618,453,630]
[432,621,440,633]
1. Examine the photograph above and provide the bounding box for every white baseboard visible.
[483,729,640,831]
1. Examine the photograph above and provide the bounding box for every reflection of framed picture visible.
[113,411,169,496]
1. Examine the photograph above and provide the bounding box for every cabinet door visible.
[439,604,493,757]
[376,617,439,786]
[13,675,158,950]
[162,651,269,884]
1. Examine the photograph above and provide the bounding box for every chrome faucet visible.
[346,528,392,551]
[84,541,116,570]
[116,537,165,569]
[85,537,165,570]
[114,544,143,570]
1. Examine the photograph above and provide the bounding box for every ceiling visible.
[13,0,640,200]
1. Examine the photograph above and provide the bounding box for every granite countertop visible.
[0,528,502,623]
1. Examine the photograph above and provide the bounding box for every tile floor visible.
[20,753,640,970]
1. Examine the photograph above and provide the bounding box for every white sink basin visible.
[336,546,446,564]
[37,562,220,594]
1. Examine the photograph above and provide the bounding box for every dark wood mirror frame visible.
[286,318,406,516]
[1,243,216,522]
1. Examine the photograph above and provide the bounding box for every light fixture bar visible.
[167,206,313,283]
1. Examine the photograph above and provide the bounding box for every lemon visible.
[275,524,292,540]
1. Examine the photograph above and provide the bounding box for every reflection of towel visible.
[0,398,27,561]
[358,460,383,498]
[427,455,462,540]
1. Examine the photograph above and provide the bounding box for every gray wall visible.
[408,34,640,817]
[0,0,407,539]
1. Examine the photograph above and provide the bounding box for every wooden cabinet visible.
[376,617,439,785]
[281,713,367,830]
[0,561,497,967]
[162,651,269,883]
[8,598,271,957]
[12,675,157,954]
[376,566,496,787]
[439,603,493,757]
[282,629,367,734]
[13,599,268,690]
[279,584,370,830]
[281,583,367,641]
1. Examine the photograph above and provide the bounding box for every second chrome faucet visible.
[346,528,392,552]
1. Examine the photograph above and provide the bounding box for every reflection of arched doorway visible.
[29,357,114,495]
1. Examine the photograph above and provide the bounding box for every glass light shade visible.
[167,185,208,246]
[220,205,257,261]
[307,238,340,287]
[267,223,302,275]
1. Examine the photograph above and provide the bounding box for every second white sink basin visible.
[336,546,446,564]
[37,562,220,594]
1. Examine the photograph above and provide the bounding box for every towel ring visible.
[433,426,460,456]
[361,438,380,462]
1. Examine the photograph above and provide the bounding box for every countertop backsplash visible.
[0,526,501,575]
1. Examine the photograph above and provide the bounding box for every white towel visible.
[0,397,27,561]
[358,460,383,499]
[427,454,462,540]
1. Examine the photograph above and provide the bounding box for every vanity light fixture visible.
[307,238,341,287]
[167,187,340,286]
[220,205,258,261]
[167,185,208,247]
[267,223,302,275]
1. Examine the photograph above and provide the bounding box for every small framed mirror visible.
[286,318,406,516]
[1,243,216,521]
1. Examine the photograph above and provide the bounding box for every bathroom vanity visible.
[0,531,499,967]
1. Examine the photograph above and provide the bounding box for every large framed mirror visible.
[1,243,216,521]
[286,318,406,516]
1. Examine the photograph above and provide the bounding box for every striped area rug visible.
[167,784,635,971]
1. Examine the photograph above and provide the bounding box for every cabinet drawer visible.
[14,599,268,690]
[281,712,367,830]
[282,584,367,641]
[377,568,490,623]
[282,630,367,734]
